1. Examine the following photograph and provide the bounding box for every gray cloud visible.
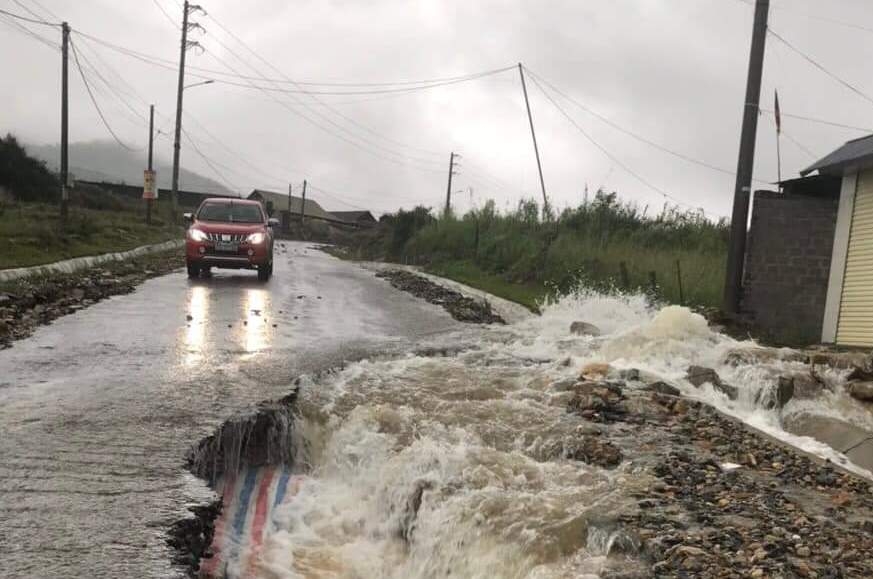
[3,0,873,217]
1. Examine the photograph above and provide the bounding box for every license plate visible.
[215,241,238,252]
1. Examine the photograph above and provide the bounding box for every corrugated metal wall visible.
[837,168,873,346]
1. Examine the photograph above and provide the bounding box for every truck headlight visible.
[188,228,208,242]
[247,232,265,244]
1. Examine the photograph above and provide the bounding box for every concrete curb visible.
[0,239,184,282]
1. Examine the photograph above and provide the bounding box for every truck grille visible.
[206,232,246,243]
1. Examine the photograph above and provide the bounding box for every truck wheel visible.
[187,263,200,278]
[258,265,270,282]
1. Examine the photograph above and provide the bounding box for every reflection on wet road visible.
[0,243,458,578]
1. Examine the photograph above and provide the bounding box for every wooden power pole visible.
[518,63,548,212]
[444,152,456,217]
[300,179,307,224]
[146,104,155,224]
[170,1,192,221]
[723,0,770,314]
[60,21,70,227]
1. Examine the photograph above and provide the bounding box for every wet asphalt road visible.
[0,242,458,578]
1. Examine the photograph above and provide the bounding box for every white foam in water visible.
[251,289,873,578]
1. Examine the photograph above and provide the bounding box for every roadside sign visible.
[143,169,158,200]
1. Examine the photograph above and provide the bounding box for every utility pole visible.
[518,63,548,213]
[145,105,155,224]
[723,0,769,314]
[171,1,203,221]
[300,179,307,224]
[60,22,70,227]
[444,152,457,217]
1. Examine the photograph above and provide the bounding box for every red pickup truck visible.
[184,198,278,281]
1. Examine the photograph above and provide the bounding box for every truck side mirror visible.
[267,217,280,228]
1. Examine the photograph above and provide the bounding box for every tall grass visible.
[389,191,729,308]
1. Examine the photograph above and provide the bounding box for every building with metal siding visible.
[803,136,873,346]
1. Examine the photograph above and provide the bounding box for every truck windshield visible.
[197,202,264,223]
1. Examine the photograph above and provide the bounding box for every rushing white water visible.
[239,288,873,579]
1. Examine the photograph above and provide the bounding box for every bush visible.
[0,134,58,202]
[357,190,730,308]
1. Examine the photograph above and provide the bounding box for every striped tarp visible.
[201,467,305,578]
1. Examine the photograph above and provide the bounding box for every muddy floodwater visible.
[2,244,871,577]
[200,289,873,578]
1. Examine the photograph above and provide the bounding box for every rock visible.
[568,381,626,422]
[646,381,681,397]
[0,294,10,306]
[757,377,795,410]
[686,365,738,400]
[619,368,641,381]
[565,436,623,468]
[70,288,86,301]
[686,366,721,387]
[580,362,611,380]
[570,321,601,336]
[847,381,873,402]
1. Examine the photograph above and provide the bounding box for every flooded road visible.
[3,246,873,578]
[0,243,458,578]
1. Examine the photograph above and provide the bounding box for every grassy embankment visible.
[354,193,729,311]
[1,134,182,269]
[0,197,182,269]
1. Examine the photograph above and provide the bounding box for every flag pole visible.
[775,90,782,191]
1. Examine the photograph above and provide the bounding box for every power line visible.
[0,13,58,50]
[0,6,58,26]
[524,66,767,184]
[526,71,714,216]
[768,27,873,108]
[151,0,179,30]
[194,34,447,174]
[69,38,140,152]
[180,126,238,193]
[758,108,873,133]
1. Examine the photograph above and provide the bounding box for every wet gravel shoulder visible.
[374,268,505,324]
[567,376,873,579]
[0,248,184,349]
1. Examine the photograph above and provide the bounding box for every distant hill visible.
[26,140,236,196]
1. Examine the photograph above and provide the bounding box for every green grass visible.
[425,259,547,312]
[0,201,183,269]
[351,191,729,310]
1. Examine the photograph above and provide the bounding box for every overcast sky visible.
[3,0,873,217]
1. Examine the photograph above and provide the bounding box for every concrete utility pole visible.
[146,104,155,224]
[171,1,203,221]
[444,152,457,216]
[60,21,70,226]
[518,63,548,212]
[723,0,770,314]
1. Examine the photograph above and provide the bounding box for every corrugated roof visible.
[802,134,873,176]
[248,189,346,223]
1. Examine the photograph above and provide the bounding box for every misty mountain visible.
[26,140,236,196]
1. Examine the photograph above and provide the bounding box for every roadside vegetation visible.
[0,134,181,269]
[344,191,729,310]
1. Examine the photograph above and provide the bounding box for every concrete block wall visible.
[742,190,839,344]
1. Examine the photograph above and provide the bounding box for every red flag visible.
[774,90,782,135]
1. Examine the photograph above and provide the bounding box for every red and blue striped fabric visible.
[200,467,304,578]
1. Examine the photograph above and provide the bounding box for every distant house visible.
[247,189,351,227]
[799,135,873,347]
[330,210,377,227]
[74,179,237,207]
